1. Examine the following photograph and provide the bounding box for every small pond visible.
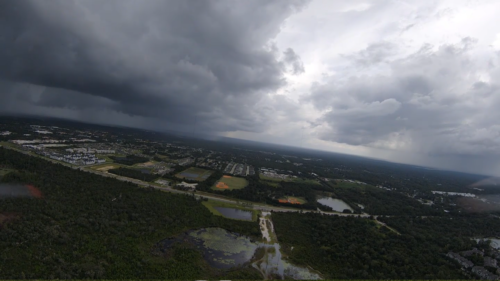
[317,197,353,212]
[214,207,253,221]
[136,168,151,174]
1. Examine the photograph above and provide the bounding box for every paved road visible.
[3,145,371,217]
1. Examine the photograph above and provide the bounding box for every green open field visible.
[175,167,213,181]
[89,163,124,172]
[259,174,286,182]
[0,142,17,149]
[212,176,248,190]
[201,199,258,221]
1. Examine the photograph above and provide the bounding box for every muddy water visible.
[214,207,253,221]
[156,225,321,279]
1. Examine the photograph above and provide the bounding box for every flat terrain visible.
[212,175,248,190]
[176,167,213,181]
[335,180,371,188]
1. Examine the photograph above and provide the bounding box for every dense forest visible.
[272,212,475,279]
[0,148,261,279]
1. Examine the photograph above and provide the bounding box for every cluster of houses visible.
[447,247,500,280]
[225,162,255,176]
[49,152,106,165]
[260,167,296,180]
[432,191,476,198]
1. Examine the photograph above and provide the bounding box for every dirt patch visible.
[138,161,155,167]
[223,175,232,178]
[278,197,303,204]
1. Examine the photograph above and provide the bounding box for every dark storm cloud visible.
[308,38,500,155]
[0,0,308,132]
[282,48,305,74]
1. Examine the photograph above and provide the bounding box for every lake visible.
[136,168,151,174]
[214,207,253,221]
[317,197,353,212]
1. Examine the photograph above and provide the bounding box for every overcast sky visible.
[1,0,500,175]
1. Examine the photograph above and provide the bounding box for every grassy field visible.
[201,199,258,221]
[261,181,280,187]
[212,176,248,190]
[0,142,17,149]
[176,167,213,181]
[89,163,123,171]
[259,174,286,182]
[335,180,372,188]
[293,178,321,185]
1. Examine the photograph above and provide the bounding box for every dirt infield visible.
[278,197,305,204]
[211,176,248,190]
[215,182,229,189]
[96,165,116,171]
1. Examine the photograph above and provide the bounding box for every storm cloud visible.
[2,0,500,175]
[0,0,307,132]
[309,37,500,156]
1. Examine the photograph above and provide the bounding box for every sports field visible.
[176,167,213,181]
[212,175,248,190]
[277,196,307,205]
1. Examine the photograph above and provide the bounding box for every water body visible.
[136,168,151,174]
[317,197,353,212]
[214,207,253,221]
[156,227,321,279]
[179,172,199,180]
